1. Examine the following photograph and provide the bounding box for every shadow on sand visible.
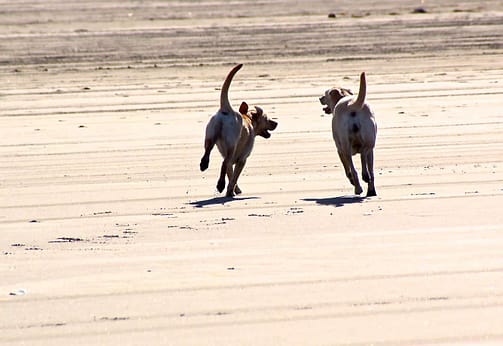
[302,195,366,207]
[189,196,259,208]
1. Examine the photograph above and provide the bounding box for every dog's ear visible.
[341,88,353,96]
[328,89,343,103]
[239,102,248,114]
[329,89,341,97]
[329,88,345,98]
[250,106,263,120]
[329,88,353,104]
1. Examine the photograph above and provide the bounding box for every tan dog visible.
[319,72,377,197]
[200,64,278,197]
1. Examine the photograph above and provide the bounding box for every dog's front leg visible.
[226,159,246,197]
[226,165,241,195]
[339,150,363,195]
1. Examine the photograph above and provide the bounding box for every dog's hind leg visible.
[201,118,224,172]
[200,138,215,171]
[364,149,376,197]
[337,150,352,181]
[361,151,370,184]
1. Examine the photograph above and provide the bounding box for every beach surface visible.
[1,1,503,344]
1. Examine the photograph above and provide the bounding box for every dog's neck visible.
[241,112,253,126]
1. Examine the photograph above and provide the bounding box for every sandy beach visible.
[1,1,503,344]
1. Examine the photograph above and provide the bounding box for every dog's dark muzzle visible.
[259,120,278,139]
[319,96,331,114]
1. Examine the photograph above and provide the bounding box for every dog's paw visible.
[366,188,377,197]
[234,185,242,195]
[200,158,209,171]
[217,179,225,193]
[354,186,363,195]
[225,191,235,198]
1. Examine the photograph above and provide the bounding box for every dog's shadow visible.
[189,196,259,208]
[302,195,366,207]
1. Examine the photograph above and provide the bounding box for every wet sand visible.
[1,1,503,344]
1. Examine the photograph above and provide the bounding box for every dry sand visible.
[1,1,503,345]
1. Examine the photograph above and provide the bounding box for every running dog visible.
[200,64,277,197]
[319,72,377,196]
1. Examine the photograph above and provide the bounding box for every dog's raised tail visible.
[349,72,366,109]
[220,63,243,113]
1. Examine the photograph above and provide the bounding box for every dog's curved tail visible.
[220,64,243,113]
[349,72,366,109]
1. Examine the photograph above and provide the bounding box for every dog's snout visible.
[269,120,278,131]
